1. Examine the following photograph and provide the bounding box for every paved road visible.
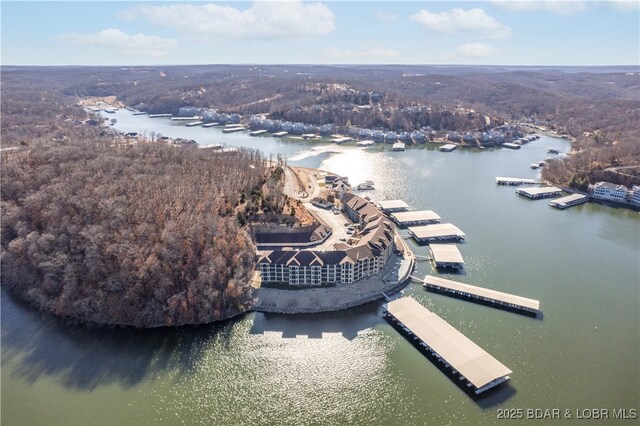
[306,203,350,249]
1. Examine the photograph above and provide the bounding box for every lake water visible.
[2,111,638,425]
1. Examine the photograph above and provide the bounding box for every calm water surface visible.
[2,111,638,425]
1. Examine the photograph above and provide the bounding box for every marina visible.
[408,223,465,244]
[438,144,457,152]
[422,275,540,316]
[549,193,589,209]
[390,210,441,227]
[496,177,538,186]
[384,297,512,395]
[428,244,464,270]
[517,186,563,200]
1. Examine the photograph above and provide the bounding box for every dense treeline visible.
[1,75,268,327]
[2,142,265,327]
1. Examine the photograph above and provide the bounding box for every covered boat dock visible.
[516,186,562,200]
[390,210,441,227]
[423,276,540,316]
[384,297,512,395]
[429,244,464,270]
[408,223,465,244]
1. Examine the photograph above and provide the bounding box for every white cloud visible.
[324,45,400,60]
[410,8,511,39]
[491,1,587,14]
[456,42,500,58]
[376,11,398,22]
[59,29,178,57]
[607,1,640,12]
[119,1,335,42]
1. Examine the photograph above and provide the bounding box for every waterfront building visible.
[258,194,395,287]
[589,181,630,204]
[629,186,640,207]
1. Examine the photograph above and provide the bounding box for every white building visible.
[589,182,629,204]
[629,185,640,207]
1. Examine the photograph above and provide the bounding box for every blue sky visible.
[1,1,639,65]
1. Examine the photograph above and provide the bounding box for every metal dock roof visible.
[423,275,540,312]
[408,223,465,239]
[517,186,562,197]
[386,297,512,389]
[391,210,441,223]
[429,244,464,264]
[549,193,588,208]
[378,200,410,211]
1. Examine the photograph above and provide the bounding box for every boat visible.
[392,142,406,151]
[538,161,547,167]
[357,181,375,190]
[530,163,540,169]
[547,148,560,154]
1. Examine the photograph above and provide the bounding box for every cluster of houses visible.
[589,181,640,207]
[177,106,242,125]
[246,115,525,147]
[257,192,396,287]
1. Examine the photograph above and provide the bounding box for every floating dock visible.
[392,142,406,151]
[331,136,353,144]
[272,131,288,137]
[549,193,588,209]
[408,223,465,244]
[390,210,441,227]
[302,133,319,139]
[495,177,537,186]
[439,144,457,152]
[378,200,410,214]
[132,111,147,116]
[172,116,201,121]
[222,126,246,133]
[517,186,562,200]
[186,121,204,127]
[249,130,268,136]
[423,275,540,316]
[149,114,172,118]
[356,140,374,147]
[384,297,512,395]
[429,244,464,270]
[202,123,217,128]
[502,143,521,150]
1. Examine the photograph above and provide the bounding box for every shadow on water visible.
[1,288,240,391]
[249,301,384,340]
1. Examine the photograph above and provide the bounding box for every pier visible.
[149,114,172,118]
[249,130,268,136]
[429,244,464,270]
[422,276,540,316]
[517,186,562,200]
[272,131,288,137]
[408,223,465,244]
[549,193,588,209]
[186,121,204,127]
[171,116,201,121]
[496,177,537,186]
[384,297,512,395]
[390,210,441,227]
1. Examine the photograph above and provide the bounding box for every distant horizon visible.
[2,1,638,67]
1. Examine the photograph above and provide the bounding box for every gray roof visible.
[517,186,562,196]
[387,297,512,389]
[378,200,409,210]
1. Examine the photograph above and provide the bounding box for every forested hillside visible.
[1,77,266,327]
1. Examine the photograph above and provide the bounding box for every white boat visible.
[530,163,539,169]
[357,180,375,190]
